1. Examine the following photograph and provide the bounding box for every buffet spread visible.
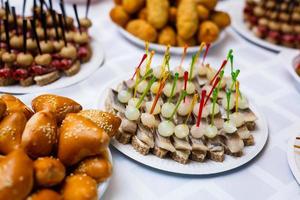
[0,0,299,199]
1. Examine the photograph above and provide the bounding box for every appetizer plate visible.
[117,26,227,55]
[97,72,269,175]
[287,135,300,184]
[227,0,296,52]
[0,39,105,94]
[283,50,300,90]
[18,93,113,199]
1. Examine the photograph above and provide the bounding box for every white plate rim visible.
[96,68,269,175]
[117,25,227,55]
[98,148,113,198]
[228,0,297,53]
[282,50,300,86]
[287,135,300,185]
[0,39,105,94]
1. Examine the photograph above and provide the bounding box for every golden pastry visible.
[1,94,33,119]
[33,157,66,187]
[0,112,27,155]
[110,6,130,27]
[146,0,169,29]
[31,94,82,123]
[58,114,110,166]
[126,19,157,42]
[158,26,177,46]
[26,189,62,200]
[198,21,220,43]
[0,149,33,200]
[21,111,57,158]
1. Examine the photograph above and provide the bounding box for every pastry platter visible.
[97,49,269,175]
[118,26,228,55]
[227,0,295,52]
[287,135,300,184]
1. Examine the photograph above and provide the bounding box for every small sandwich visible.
[15,52,34,86]
[51,44,81,76]
[31,53,60,86]
[0,51,16,86]
[73,32,92,63]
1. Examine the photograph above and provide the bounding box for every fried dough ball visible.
[33,157,66,187]
[26,189,62,200]
[197,4,209,21]
[110,6,130,27]
[126,19,157,42]
[74,155,112,183]
[114,0,122,4]
[177,35,197,46]
[198,21,220,43]
[147,0,169,29]
[211,11,231,29]
[158,26,177,46]
[176,0,199,39]
[169,7,177,24]
[62,174,98,200]
[122,0,145,14]
[197,0,217,10]
[0,149,33,200]
[138,8,147,20]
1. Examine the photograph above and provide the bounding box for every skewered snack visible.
[243,0,300,49]
[0,0,94,87]
[110,0,230,47]
[105,44,258,164]
[0,94,121,199]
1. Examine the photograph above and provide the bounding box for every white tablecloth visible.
[12,0,300,199]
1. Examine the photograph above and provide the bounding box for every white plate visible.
[17,93,113,198]
[0,39,105,94]
[287,135,300,184]
[281,50,300,89]
[118,26,227,55]
[228,0,297,52]
[97,69,269,175]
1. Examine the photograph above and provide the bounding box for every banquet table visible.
[12,0,300,199]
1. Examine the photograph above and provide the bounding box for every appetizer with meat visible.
[105,44,257,164]
[110,0,230,47]
[0,94,121,199]
[244,0,300,49]
[0,0,94,87]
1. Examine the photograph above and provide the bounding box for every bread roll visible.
[31,94,82,123]
[74,155,112,183]
[146,0,169,29]
[21,111,57,158]
[62,174,98,200]
[0,149,33,200]
[1,94,33,119]
[176,0,199,39]
[58,114,110,166]
[0,98,6,119]
[0,112,27,155]
[78,110,121,137]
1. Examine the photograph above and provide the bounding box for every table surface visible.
[12,0,300,199]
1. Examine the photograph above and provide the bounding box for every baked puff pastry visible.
[1,94,34,119]
[78,110,121,137]
[21,111,57,158]
[0,149,34,200]
[0,112,27,155]
[31,94,82,123]
[58,114,110,166]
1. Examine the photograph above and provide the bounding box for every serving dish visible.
[97,47,268,174]
[228,0,297,52]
